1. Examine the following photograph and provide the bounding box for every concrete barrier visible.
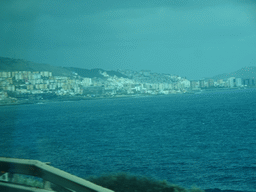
[0,157,114,192]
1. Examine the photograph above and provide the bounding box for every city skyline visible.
[1,57,256,105]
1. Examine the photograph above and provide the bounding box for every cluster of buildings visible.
[0,71,91,101]
[101,70,191,95]
[190,77,255,90]
[0,69,255,103]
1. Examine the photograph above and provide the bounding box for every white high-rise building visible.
[228,77,235,88]
[236,78,242,87]
[81,78,92,86]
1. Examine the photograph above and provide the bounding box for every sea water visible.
[1,88,256,191]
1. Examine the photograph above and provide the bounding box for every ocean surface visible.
[1,89,256,191]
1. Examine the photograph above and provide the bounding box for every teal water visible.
[1,89,256,191]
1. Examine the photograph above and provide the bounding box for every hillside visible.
[65,67,128,79]
[211,66,256,80]
[0,57,127,79]
[0,57,73,77]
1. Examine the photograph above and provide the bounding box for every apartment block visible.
[208,79,214,88]
[0,72,12,78]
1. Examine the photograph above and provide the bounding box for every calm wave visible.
[1,88,256,191]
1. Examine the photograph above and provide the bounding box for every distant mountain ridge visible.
[211,66,256,80]
[0,57,73,77]
[0,57,127,79]
[2,56,255,81]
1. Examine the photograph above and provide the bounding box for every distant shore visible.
[0,94,146,106]
[1,87,255,107]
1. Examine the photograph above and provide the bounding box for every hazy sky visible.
[1,0,256,79]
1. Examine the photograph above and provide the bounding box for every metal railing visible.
[0,157,114,192]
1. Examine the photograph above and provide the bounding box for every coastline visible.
[0,87,254,107]
[0,94,146,107]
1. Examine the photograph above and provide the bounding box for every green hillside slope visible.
[0,57,72,77]
[0,57,127,79]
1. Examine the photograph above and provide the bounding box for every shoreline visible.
[0,87,255,107]
[0,94,149,106]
